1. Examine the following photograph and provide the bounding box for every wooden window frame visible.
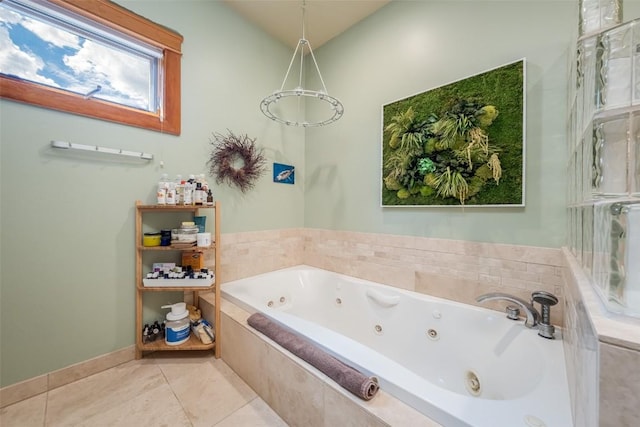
[0,0,183,135]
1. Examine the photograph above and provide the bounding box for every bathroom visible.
[1,0,639,426]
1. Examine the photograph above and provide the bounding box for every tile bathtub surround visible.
[302,228,566,326]
[219,228,566,324]
[219,228,305,283]
[562,253,599,427]
[599,342,640,427]
[217,298,442,427]
[563,248,640,350]
[563,248,640,426]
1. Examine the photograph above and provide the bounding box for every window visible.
[0,0,183,135]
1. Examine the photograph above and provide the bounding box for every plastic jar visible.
[143,232,161,247]
[160,229,172,246]
[177,225,198,242]
[161,302,190,345]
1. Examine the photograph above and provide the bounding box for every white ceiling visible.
[222,0,391,49]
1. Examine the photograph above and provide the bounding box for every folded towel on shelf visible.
[247,312,379,401]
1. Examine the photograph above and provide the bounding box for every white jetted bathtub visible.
[222,265,573,427]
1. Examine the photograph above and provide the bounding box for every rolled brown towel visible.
[247,312,379,400]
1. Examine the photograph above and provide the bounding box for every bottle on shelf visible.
[175,174,184,205]
[200,174,209,192]
[161,302,190,346]
[183,174,195,205]
[157,173,169,205]
[194,182,204,205]
[166,180,176,205]
[206,189,214,206]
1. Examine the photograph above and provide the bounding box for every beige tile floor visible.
[0,352,288,427]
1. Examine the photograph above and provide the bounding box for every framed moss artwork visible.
[381,59,525,207]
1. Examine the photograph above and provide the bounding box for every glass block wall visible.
[569,0,640,317]
[579,0,622,37]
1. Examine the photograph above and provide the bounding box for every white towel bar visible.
[51,140,153,161]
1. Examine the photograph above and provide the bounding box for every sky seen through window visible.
[0,3,153,111]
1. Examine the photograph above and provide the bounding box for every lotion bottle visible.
[157,173,169,205]
[161,302,190,345]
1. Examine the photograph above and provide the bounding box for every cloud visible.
[0,25,58,87]
[1,3,151,110]
[21,16,80,49]
[63,40,150,109]
[0,7,21,25]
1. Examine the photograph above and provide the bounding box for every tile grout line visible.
[153,358,194,427]
[211,396,261,426]
[42,390,49,427]
[42,373,50,427]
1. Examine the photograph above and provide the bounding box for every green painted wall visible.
[0,1,304,387]
[4,0,630,388]
[305,0,577,247]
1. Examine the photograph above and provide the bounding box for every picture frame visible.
[273,163,295,184]
[381,59,525,207]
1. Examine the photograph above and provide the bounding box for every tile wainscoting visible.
[563,248,640,427]
[218,228,306,283]
[218,228,566,325]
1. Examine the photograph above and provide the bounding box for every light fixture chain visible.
[301,0,306,41]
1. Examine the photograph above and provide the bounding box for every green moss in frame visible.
[381,59,525,207]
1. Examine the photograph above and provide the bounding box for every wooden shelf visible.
[136,203,214,211]
[137,244,214,251]
[138,283,216,292]
[140,334,215,352]
[135,200,221,360]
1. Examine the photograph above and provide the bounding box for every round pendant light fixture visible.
[260,1,344,127]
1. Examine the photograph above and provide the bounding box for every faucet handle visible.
[531,291,558,323]
[531,291,558,307]
[532,291,558,339]
[505,305,520,320]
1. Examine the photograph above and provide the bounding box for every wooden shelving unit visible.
[135,200,220,359]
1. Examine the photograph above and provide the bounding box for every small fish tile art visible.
[273,163,295,185]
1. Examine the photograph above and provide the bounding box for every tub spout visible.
[476,293,539,328]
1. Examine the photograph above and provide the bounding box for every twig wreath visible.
[207,130,267,193]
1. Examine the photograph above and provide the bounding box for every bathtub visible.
[222,265,573,427]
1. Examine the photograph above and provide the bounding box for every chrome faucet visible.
[531,291,559,339]
[476,293,540,328]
